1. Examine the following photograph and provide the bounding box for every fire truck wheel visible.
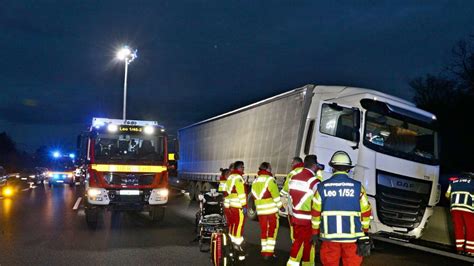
[150,206,165,223]
[187,181,196,201]
[247,196,258,221]
[85,208,99,228]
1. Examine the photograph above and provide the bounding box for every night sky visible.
[1,1,474,151]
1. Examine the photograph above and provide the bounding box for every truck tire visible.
[150,206,165,223]
[188,181,196,201]
[195,182,203,201]
[247,195,258,221]
[85,208,99,229]
[202,182,212,193]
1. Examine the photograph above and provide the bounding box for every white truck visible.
[177,84,440,239]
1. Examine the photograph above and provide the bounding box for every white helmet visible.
[329,151,353,168]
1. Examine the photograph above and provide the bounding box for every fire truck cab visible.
[78,118,169,227]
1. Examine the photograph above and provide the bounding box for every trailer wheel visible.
[187,181,196,201]
[247,196,258,221]
[195,182,203,201]
[202,182,212,193]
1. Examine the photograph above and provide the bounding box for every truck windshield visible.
[93,133,164,164]
[364,110,439,165]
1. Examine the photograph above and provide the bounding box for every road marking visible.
[372,235,474,263]
[73,197,82,210]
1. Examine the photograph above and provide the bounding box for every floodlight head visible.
[116,46,132,60]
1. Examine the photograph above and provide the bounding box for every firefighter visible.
[281,157,304,243]
[286,155,321,266]
[224,161,247,261]
[445,173,474,256]
[251,162,282,260]
[312,151,372,266]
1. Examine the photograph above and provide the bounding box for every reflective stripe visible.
[287,259,300,266]
[256,203,278,209]
[456,244,464,247]
[257,208,279,215]
[312,220,320,226]
[336,215,342,234]
[457,239,466,243]
[466,240,474,244]
[293,213,311,220]
[273,197,281,202]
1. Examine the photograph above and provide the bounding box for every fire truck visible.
[77,118,169,227]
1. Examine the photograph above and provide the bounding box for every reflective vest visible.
[312,172,372,242]
[218,175,227,193]
[280,164,305,198]
[251,170,282,215]
[287,168,320,225]
[224,171,247,209]
[446,177,474,213]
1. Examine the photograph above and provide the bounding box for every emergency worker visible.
[218,163,233,193]
[445,173,474,256]
[224,161,247,261]
[312,151,372,266]
[281,157,322,243]
[286,155,321,266]
[251,162,282,260]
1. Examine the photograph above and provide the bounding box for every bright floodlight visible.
[107,124,118,132]
[116,47,131,60]
[53,151,61,158]
[144,126,155,135]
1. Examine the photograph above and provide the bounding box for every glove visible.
[356,236,373,257]
[311,234,319,244]
[242,207,248,215]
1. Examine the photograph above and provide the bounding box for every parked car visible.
[29,167,48,185]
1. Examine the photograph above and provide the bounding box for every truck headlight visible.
[68,173,73,178]
[87,188,103,197]
[157,188,169,197]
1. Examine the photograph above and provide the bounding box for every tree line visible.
[410,35,474,172]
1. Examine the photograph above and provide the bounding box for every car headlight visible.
[68,173,73,178]
[29,175,35,178]
[3,186,14,197]
[87,188,103,197]
[48,172,53,177]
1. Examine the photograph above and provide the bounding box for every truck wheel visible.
[85,208,99,228]
[187,181,196,201]
[150,206,165,223]
[195,182,203,201]
[247,196,258,221]
[202,182,212,193]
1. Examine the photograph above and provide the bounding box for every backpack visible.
[210,232,235,266]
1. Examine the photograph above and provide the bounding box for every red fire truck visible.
[77,118,169,227]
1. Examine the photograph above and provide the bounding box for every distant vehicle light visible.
[144,126,155,135]
[3,186,14,197]
[160,128,165,132]
[48,172,53,177]
[69,153,75,159]
[449,176,458,181]
[53,151,61,158]
[67,173,73,178]
[107,124,118,132]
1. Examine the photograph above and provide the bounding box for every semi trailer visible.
[177,84,440,239]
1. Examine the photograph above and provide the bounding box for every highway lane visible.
[0,182,472,265]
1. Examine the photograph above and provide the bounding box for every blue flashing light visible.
[69,153,75,159]
[52,151,61,158]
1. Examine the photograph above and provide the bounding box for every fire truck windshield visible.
[93,133,164,164]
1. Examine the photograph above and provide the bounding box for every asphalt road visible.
[0,181,472,266]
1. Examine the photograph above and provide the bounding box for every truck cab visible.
[303,86,440,239]
[78,118,169,227]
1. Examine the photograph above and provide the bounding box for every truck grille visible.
[376,171,432,230]
[104,173,155,186]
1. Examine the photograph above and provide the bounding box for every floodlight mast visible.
[116,46,137,121]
